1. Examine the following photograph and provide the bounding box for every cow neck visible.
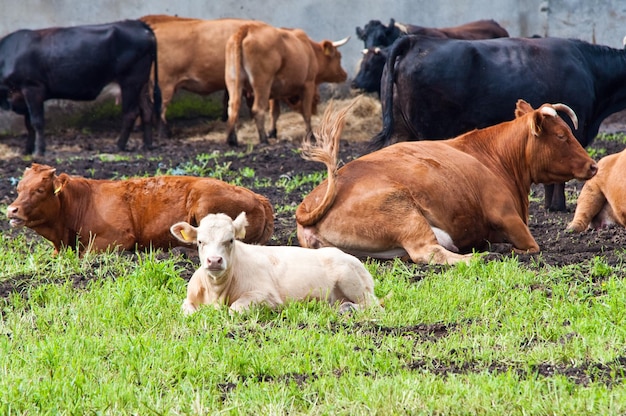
[450,124,532,221]
[54,177,93,247]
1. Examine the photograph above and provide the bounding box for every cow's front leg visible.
[298,84,316,140]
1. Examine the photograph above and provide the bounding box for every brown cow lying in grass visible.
[170,212,377,314]
[7,164,274,254]
[567,149,626,232]
[295,99,598,265]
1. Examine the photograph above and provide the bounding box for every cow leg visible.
[157,83,175,139]
[544,183,567,212]
[250,88,271,144]
[496,213,540,253]
[566,181,606,232]
[138,83,156,149]
[398,213,472,264]
[268,99,280,139]
[221,90,230,122]
[116,85,143,151]
[21,87,46,156]
[23,113,36,155]
[225,84,243,147]
[298,84,316,140]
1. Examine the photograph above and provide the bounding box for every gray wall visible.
[0,0,624,131]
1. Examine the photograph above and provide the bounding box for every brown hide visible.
[224,23,348,146]
[296,100,597,265]
[567,149,626,231]
[406,19,510,40]
[139,15,255,129]
[6,164,274,254]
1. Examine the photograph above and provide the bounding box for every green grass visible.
[2,238,626,414]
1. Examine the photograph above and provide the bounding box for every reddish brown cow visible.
[6,164,274,254]
[567,149,626,232]
[296,100,597,265]
[139,15,255,136]
[224,23,349,146]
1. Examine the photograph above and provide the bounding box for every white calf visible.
[170,212,378,314]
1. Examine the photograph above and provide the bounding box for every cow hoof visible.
[227,132,239,147]
[268,129,277,139]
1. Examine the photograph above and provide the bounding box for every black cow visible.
[351,47,389,95]
[0,20,162,156]
[355,18,509,48]
[352,19,508,96]
[370,35,626,211]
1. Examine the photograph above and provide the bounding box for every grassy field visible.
[2,223,626,414]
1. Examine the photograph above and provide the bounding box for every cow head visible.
[514,100,597,184]
[7,164,66,229]
[351,47,387,93]
[170,212,248,281]
[315,37,349,84]
[356,19,402,48]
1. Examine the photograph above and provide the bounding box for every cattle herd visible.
[3,14,626,313]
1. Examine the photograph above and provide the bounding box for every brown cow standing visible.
[6,164,274,254]
[224,23,349,146]
[139,15,256,136]
[567,149,626,232]
[296,100,597,265]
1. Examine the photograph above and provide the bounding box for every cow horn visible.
[361,48,368,55]
[551,103,578,130]
[332,36,350,47]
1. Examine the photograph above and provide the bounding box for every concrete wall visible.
[0,0,624,132]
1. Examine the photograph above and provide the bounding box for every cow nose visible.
[206,256,223,268]
[7,205,17,215]
[589,162,598,177]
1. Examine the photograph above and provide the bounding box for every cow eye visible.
[37,187,45,194]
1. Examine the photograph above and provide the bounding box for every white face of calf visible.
[170,212,248,280]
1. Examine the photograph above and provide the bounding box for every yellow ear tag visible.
[54,186,62,195]
[180,229,188,241]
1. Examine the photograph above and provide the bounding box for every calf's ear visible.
[170,222,198,243]
[233,212,249,240]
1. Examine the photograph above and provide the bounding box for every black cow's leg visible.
[544,183,567,212]
[138,83,155,150]
[117,85,142,151]
[23,113,36,155]
[22,87,46,156]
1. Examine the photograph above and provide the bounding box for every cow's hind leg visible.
[400,213,472,264]
[567,181,607,232]
[21,87,46,156]
[116,84,143,151]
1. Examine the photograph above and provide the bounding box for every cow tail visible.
[295,100,356,226]
[150,30,162,118]
[368,36,411,152]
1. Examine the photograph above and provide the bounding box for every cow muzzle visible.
[7,206,26,228]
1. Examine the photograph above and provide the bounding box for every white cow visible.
[170,212,378,314]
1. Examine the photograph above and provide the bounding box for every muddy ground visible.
[2,97,626,384]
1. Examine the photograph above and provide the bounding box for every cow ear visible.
[530,111,544,137]
[170,222,198,243]
[356,26,364,40]
[388,18,396,28]
[514,99,534,118]
[52,173,68,195]
[232,212,249,240]
[322,40,336,56]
